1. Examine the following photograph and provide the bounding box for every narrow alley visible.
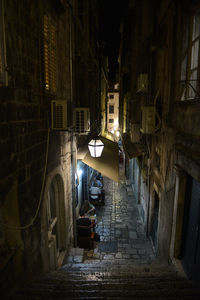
[67,168,155,265]
[1,0,200,298]
[10,170,200,299]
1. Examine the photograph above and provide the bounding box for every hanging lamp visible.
[88,138,104,157]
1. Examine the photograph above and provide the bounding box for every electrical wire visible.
[0,128,50,230]
[153,90,162,132]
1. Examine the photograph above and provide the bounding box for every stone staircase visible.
[9,259,200,300]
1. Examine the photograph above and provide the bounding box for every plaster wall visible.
[107,91,119,132]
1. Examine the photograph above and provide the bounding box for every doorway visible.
[47,174,66,269]
[181,176,200,281]
[150,191,159,250]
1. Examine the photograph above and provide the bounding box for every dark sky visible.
[99,0,126,81]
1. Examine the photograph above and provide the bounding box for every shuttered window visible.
[43,14,57,93]
[180,13,200,101]
[0,0,8,86]
[109,105,114,114]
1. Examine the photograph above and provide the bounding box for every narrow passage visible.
[83,171,155,264]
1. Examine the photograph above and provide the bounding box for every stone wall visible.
[119,0,200,268]
[0,0,74,285]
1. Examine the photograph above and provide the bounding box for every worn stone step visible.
[36,275,190,287]
[12,278,200,297]
[60,263,179,274]
[32,275,187,283]
[57,271,181,280]
[11,295,200,300]
[62,270,179,277]
[10,261,200,300]
[49,268,180,276]
[16,282,199,296]
[13,288,200,300]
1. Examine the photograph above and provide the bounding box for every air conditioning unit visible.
[75,108,90,134]
[51,100,68,130]
[140,106,156,134]
[137,73,148,92]
[130,123,140,143]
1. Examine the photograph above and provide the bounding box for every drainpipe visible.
[71,134,77,247]
[146,157,151,236]
[69,2,73,105]
[67,1,77,247]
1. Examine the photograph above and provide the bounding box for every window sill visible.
[176,98,200,105]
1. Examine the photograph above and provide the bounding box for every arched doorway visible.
[42,173,66,271]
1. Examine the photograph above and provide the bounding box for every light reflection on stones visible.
[83,175,155,263]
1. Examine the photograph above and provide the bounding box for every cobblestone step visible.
[11,285,200,300]
[9,175,200,300]
[10,262,200,300]
[60,260,176,272]
[20,276,197,290]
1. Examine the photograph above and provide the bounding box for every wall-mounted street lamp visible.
[88,138,104,157]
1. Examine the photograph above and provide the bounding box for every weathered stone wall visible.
[0,0,74,285]
[0,0,105,293]
[119,0,200,267]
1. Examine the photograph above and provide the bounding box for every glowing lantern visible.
[88,138,104,157]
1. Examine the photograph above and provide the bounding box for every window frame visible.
[109,105,114,114]
[43,13,57,94]
[180,12,200,101]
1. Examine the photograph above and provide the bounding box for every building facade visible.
[107,83,119,139]
[119,0,200,281]
[0,0,102,292]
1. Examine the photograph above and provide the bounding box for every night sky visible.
[99,0,127,82]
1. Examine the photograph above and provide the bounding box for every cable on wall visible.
[0,128,50,230]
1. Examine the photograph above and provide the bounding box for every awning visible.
[82,136,119,182]
[77,144,88,160]
[121,133,143,160]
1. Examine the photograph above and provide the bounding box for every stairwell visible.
[7,175,200,299]
[9,258,200,300]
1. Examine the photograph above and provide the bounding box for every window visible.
[180,13,200,100]
[109,94,114,99]
[47,175,65,256]
[43,14,57,93]
[0,0,8,86]
[109,118,114,123]
[109,105,114,114]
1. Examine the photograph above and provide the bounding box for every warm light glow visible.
[44,14,56,92]
[116,130,120,137]
[88,139,104,157]
[77,169,83,177]
[114,120,119,126]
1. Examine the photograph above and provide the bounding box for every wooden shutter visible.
[0,0,7,86]
[43,14,56,93]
